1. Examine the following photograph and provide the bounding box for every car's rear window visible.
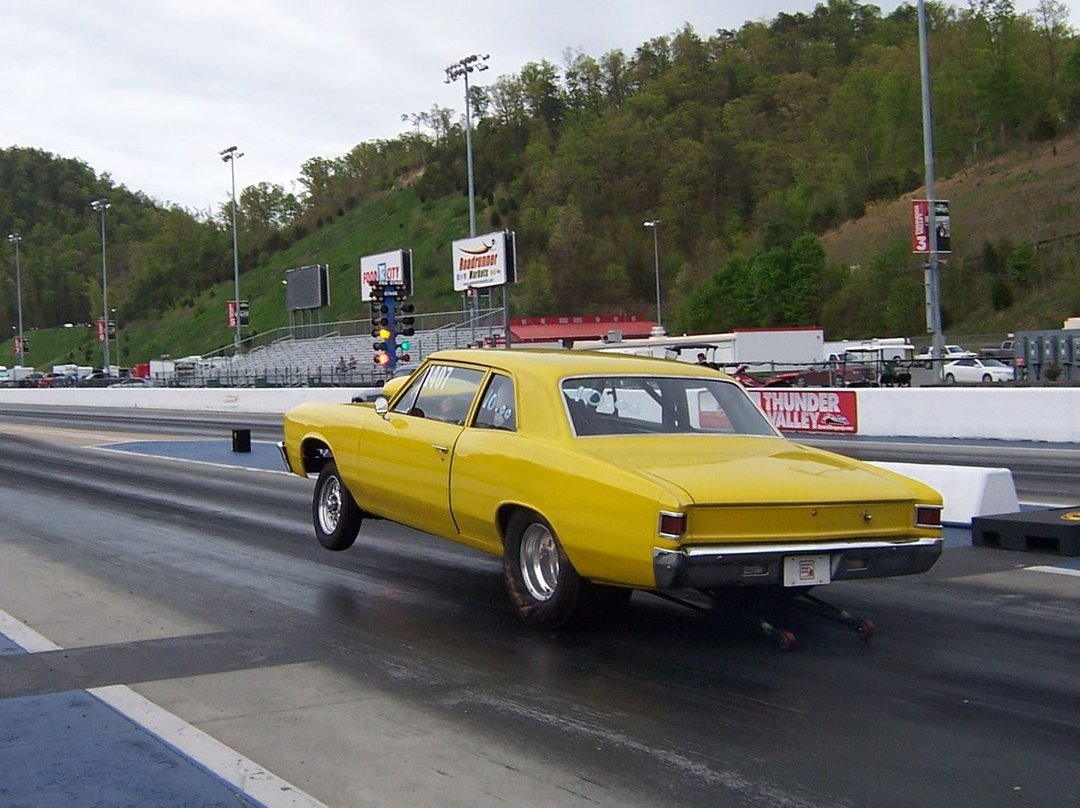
[561,375,777,437]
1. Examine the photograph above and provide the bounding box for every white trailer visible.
[823,337,915,363]
[574,327,825,373]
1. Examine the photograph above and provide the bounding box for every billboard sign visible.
[227,299,250,327]
[452,230,517,291]
[284,264,330,311]
[359,249,413,302]
[746,389,858,434]
[912,199,951,254]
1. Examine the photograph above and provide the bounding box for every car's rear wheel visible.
[503,511,583,629]
[313,461,362,551]
[944,373,956,384]
[981,373,992,383]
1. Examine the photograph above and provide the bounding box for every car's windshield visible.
[981,358,1007,368]
[561,375,777,437]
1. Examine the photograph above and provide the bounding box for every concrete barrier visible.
[0,387,382,414]
[1,386,1078,441]
[872,461,1020,526]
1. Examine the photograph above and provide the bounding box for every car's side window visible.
[474,374,517,431]
[393,364,485,425]
[391,368,428,416]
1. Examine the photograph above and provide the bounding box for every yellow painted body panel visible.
[282,349,942,590]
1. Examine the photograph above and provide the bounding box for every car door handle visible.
[432,444,449,457]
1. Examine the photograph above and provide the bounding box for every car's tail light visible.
[916,505,942,529]
[658,511,686,538]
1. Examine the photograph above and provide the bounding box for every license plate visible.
[783,554,831,587]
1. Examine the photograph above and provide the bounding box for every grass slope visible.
[822,130,1080,335]
[1,188,473,369]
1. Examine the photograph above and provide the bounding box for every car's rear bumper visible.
[652,538,943,589]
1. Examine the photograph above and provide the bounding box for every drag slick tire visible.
[312,461,362,551]
[504,511,581,628]
[503,511,632,629]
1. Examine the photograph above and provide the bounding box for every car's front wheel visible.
[981,373,992,383]
[312,461,362,551]
[503,511,583,629]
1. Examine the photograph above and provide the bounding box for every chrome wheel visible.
[312,461,361,552]
[519,522,560,602]
[317,476,343,535]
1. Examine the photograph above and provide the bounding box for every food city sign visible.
[359,249,413,301]
[746,389,859,434]
[451,230,517,292]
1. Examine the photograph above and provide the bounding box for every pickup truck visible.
[979,340,1015,362]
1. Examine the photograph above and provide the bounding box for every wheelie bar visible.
[792,592,875,642]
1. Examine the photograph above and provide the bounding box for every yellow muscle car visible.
[280,349,943,631]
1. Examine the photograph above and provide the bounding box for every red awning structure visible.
[508,315,656,344]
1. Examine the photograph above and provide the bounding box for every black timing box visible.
[971,508,1080,556]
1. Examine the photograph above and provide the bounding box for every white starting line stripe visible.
[0,608,328,808]
[1025,565,1080,578]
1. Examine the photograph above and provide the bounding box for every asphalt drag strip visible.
[0,611,327,808]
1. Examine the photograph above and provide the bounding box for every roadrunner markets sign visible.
[451,230,517,292]
[746,389,858,434]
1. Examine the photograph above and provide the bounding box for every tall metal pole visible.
[918,0,944,369]
[446,54,490,345]
[464,67,477,238]
[444,54,489,238]
[221,145,244,352]
[644,220,662,331]
[7,234,24,366]
[90,199,111,374]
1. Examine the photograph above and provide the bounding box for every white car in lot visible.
[942,357,1014,384]
[916,344,978,361]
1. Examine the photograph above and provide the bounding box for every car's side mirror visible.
[374,397,389,417]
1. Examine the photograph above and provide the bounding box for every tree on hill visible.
[4,0,1079,365]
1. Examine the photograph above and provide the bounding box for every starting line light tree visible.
[369,283,396,370]
[396,302,415,364]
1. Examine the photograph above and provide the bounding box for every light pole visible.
[917,0,944,373]
[643,220,662,331]
[90,199,111,374]
[444,54,489,238]
[220,145,244,351]
[6,233,24,366]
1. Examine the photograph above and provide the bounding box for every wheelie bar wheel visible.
[776,629,797,652]
[855,618,875,641]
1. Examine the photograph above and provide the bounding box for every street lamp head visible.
[643,219,659,228]
[7,233,19,243]
[446,53,491,81]
[90,199,110,212]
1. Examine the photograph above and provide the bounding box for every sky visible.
[1,0,1070,216]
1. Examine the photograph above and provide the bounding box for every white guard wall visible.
[854,387,1080,443]
[0,386,1078,443]
[0,387,384,414]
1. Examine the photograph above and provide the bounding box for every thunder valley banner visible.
[746,389,859,434]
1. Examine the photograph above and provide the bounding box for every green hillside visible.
[821,130,1080,339]
[5,1,1080,369]
[1,188,471,368]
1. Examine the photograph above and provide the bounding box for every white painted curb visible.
[872,462,1020,526]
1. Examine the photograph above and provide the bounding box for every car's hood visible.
[576,435,937,505]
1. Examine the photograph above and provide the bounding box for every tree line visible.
[2,1,1076,352]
